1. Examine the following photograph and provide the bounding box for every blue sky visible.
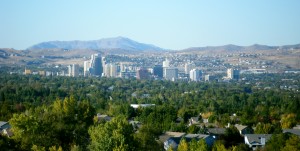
[0,0,299,50]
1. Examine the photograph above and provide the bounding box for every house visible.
[164,137,182,150]
[0,121,12,137]
[185,134,215,147]
[244,134,272,150]
[283,129,300,137]
[163,133,216,150]
[189,116,200,125]
[235,124,254,135]
[159,131,186,144]
[203,118,209,123]
[0,121,10,131]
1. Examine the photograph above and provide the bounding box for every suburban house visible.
[244,134,272,150]
[159,131,186,150]
[160,132,216,150]
[0,121,13,137]
[0,121,10,131]
[189,116,200,125]
[235,124,254,135]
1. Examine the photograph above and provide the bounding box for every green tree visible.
[88,116,135,151]
[177,138,189,151]
[223,126,242,147]
[212,141,227,151]
[189,139,208,151]
[134,124,160,151]
[281,113,297,129]
[281,135,300,151]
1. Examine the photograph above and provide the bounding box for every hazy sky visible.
[1,0,300,50]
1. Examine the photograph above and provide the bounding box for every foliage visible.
[0,73,299,150]
[88,116,135,151]
[9,96,95,150]
[177,138,189,151]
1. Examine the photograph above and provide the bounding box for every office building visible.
[68,64,79,77]
[84,54,103,77]
[153,65,163,78]
[190,69,202,81]
[90,54,103,76]
[164,68,178,81]
[136,68,150,80]
[83,60,91,77]
[227,68,240,80]
[110,63,118,77]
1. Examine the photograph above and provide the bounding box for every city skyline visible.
[1,0,300,50]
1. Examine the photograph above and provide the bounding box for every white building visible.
[68,64,79,77]
[227,68,240,80]
[244,134,272,150]
[104,63,118,77]
[83,60,91,77]
[163,58,170,68]
[190,69,202,81]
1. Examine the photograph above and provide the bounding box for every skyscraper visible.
[190,69,202,81]
[83,60,91,77]
[162,58,170,68]
[68,64,79,77]
[110,63,118,77]
[227,68,240,80]
[153,65,163,78]
[90,54,103,76]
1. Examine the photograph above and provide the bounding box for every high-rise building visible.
[185,63,195,74]
[110,63,118,77]
[162,58,170,68]
[90,54,103,76]
[205,74,215,82]
[103,63,118,77]
[104,64,111,77]
[83,60,91,77]
[190,69,202,81]
[136,68,150,80]
[68,64,79,77]
[164,68,178,81]
[227,68,240,80]
[84,54,103,77]
[153,65,163,78]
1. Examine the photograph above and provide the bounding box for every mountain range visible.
[27,37,300,53]
[28,37,164,52]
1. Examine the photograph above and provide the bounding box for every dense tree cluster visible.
[0,72,299,150]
